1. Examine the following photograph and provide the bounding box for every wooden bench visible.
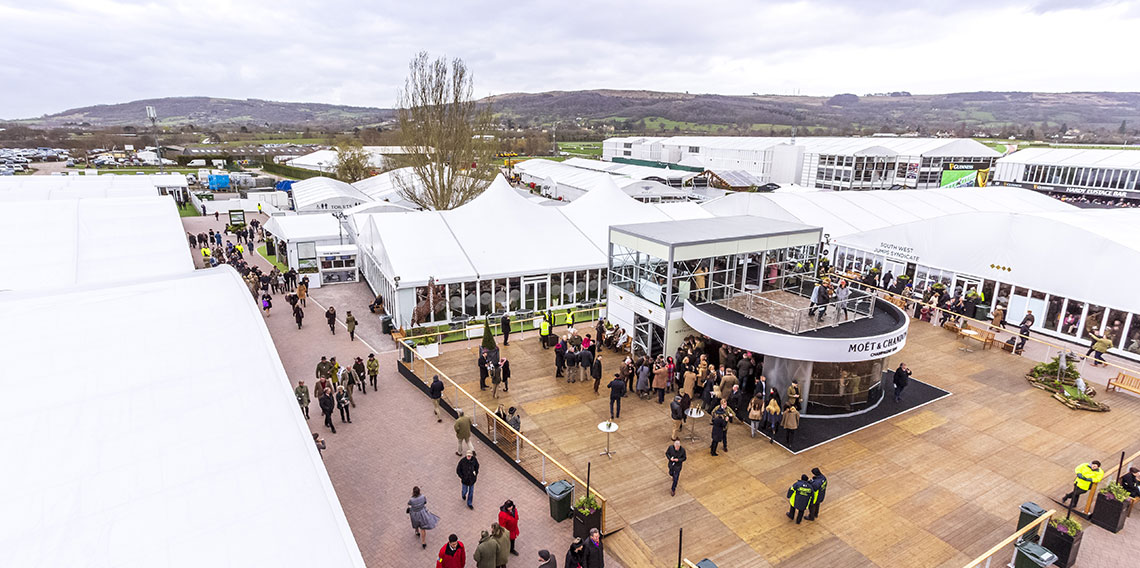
[1107,372,1140,395]
[957,323,995,349]
[483,411,520,449]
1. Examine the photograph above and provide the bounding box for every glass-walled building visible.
[993,147,1140,202]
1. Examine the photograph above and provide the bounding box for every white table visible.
[684,408,705,442]
[598,421,619,458]
[958,329,978,353]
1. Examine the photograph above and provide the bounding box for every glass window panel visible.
[1062,300,1084,336]
[1106,310,1128,347]
[1125,315,1140,354]
[1083,305,1106,341]
[1044,295,1063,331]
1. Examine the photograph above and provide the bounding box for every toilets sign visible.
[846,330,908,359]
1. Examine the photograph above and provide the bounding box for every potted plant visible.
[572,493,602,540]
[413,334,439,359]
[1042,516,1084,568]
[1090,482,1131,533]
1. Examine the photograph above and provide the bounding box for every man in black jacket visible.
[670,395,685,441]
[456,450,479,509]
[318,387,336,434]
[893,363,911,402]
[806,467,828,521]
[666,440,687,497]
[579,347,594,387]
[477,350,489,391]
[608,374,627,419]
[591,354,603,395]
[710,414,728,456]
[554,340,566,378]
[501,314,511,346]
[787,474,814,524]
[430,375,445,423]
[565,347,580,383]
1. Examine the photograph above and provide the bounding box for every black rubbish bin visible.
[380,315,394,335]
[1013,537,1057,568]
[975,304,991,322]
[1014,503,1049,568]
[547,480,574,522]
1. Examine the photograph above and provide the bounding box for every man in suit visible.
[710,413,728,456]
[893,363,911,402]
[666,440,687,497]
[608,374,627,419]
[591,354,603,395]
[579,345,594,388]
[501,314,511,346]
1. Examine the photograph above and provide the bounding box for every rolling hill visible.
[12,91,1140,138]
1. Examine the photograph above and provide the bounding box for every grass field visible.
[187,137,328,149]
[557,141,603,157]
[177,202,200,217]
[257,245,289,273]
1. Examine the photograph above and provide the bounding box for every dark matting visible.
[764,370,951,454]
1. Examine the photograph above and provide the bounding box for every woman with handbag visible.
[747,394,765,437]
[407,486,439,549]
[335,385,351,424]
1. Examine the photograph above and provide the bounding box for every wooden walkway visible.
[431,323,1140,568]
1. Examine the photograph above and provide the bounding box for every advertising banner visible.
[939,162,989,188]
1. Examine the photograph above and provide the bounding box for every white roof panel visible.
[264,213,343,241]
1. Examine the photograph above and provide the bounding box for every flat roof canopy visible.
[610,215,822,261]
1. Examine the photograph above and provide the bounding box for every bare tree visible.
[334,140,373,182]
[394,52,495,210]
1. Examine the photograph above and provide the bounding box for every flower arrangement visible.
[1099,482,1131,501]
[573,493,599,515]
[1050,516,1083,535]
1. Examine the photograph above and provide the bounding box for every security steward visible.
[806,467,827,521]
[787,474,814,524]
[539,316,551,349]
[1062,460,1103,508]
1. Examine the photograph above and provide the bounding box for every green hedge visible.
[261,162,323,180]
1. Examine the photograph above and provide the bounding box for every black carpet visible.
[763,371,951,454]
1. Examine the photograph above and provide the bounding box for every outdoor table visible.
[684,408,705,442]
[598,421,619,458]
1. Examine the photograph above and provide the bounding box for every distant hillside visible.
[484,90,1140,138]
[16,96,394,128]
[13,91,1140,139]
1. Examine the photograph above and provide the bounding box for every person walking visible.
[564,539,585,568]
[294,380,310,420]
[806,467,828,521]
[786,380,801,410]
[747,394,764,437]
[491,523,510,568]
[340,365,357,407]
[583,528,604,568]
[787,474,814,524]
[591,354,603,395]
[539,316,551,349]
[670,395,685,441]
[430,374,445,423]
[437,534,466,568]
[456,450,479,509]
[455,409,474,456]
[782,403,800,446]
[318,387,336,433]
[312,432,325,458]
[893,362,911,402]
[335,385,351,423]
[474,530,499,568]
[1062,460,1104,508]
[293,303,304,329]
[326,306,337,334]
[501,313,511,346]
[478,349,490,391]
[297,281,307,307]
[710,412,728,456]
[497,500,520,556]
[261,293,272,317]
[652,363,669,404]
[366,353,379,390]
[491,359,503,399]
[607,374,626,420]
[352,357,367,395]
[554,339,566,378]
[763,397,782,443]
[345,311,357,341]
[666,439,687,496]
[1087,330,1113,366]
[579,346,594,389]
[408,486,440,550]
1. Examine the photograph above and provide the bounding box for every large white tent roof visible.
[562,157,698,183]
[0,196,194,291]
[701,186,1073,238]
[0,267,365,567]
[0,174,177,200]
[290,177,370,211]
[656,136,1000,157]
[998,147,1140,169]
[264,213,343,241]
[837,208,1140,314]
[357,175,713,287]
[350,167,425,209]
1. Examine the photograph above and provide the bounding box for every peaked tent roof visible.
[290,177,371,211]
[0,196,194,291]
[264,213,343,241]
[0,174,164,200]
[0,267,366,568]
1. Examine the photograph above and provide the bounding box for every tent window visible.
[297,242,318,273]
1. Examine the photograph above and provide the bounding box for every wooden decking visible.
[430,323,1140,568]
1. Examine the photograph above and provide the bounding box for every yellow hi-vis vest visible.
[1074,463,1103,491]
[566,312,574,326]
[540,320,550,336]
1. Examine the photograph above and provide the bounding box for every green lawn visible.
[557,141,603,157]
[187,137,328,148]
[177,202,200,217]
[257,245,289,272]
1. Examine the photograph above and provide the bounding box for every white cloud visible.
[1,0,1137,118]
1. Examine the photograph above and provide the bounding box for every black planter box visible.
[1041,524,1083,568]
[1090,493,1129,534]
[573,508,602,540]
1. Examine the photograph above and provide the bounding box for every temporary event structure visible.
[289,177,370,212]
[0,173,187,201]
[354,175,711,327]
[0,267,365,567]
[0,196,194,291]
[263,213,346,285]
[704,186,1140,360]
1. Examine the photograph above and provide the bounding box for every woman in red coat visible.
[497,500,520,556]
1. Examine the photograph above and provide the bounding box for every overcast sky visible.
[1,0,1138,118]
